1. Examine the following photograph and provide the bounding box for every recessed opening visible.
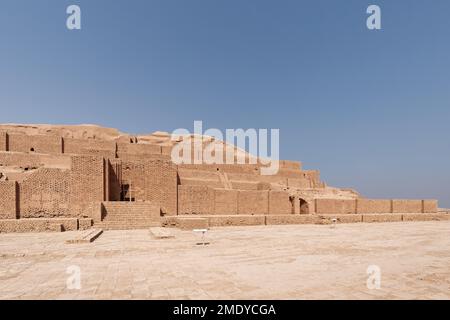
[289,196,295,214]
[120,184,135,201]
[300,198,309,214]
[30,148,35,152]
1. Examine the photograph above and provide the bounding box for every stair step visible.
[95,223,160,230]
[99,202,161,230]
[99,220,160,224]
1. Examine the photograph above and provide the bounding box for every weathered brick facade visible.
[0,124,443,232]
[19,168,70,218]
[119,159,177,214]
[64,138,116,158]
[8,133,62,154]
[0,180,17,219]
[0,131,8,151]
[69,156,105,217]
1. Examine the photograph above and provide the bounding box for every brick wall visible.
[315,198,437,214]
[269,191,292,215]
[303,170,322,187]
[214,189,238,214]
[0,131,8,151]
[223,172,258,182]
[0,152,71,170]
[356,199,392,214]
[115,135,137,144]
[423,200,438,213]
[0,181,17,219]
[315,199,357,214]
[279,160,302,170]
[161,145,172,155]
[63,138,116,158]
[275,168,304,179]
[177,168,224,188]
[392,199,423,213]
[179,164,260,175]
[178,185,214,215]
[1,130,441,222]
[69,156,105,217]
[178,168,220,180]
[117,153,171,162]
[121,161,147,201]
[116,143,161,158]
[180,178,224,188]
[8,133,62,154]
[238,190,269,214]
[19,168,70,218]
[119,159,178,215]
[145,160,178,215]
[0,152,42,168]
[230,181,259,190]
[287,178,312,188]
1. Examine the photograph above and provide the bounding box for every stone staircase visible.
[95,202,161,230]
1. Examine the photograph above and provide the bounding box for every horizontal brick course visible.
[357,199,392,214]
[315,199,356,214]
[0,218,86,233]
[392,199,423,213]
[178,185,214,215]
[0,131,7,151]
[214,189,238,215]
[268,191,292,215]
[238,190,269,215]
[8,133,62,154]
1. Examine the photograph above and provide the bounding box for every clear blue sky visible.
[1,0,449,206]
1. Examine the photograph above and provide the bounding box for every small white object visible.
[193,229,208,245]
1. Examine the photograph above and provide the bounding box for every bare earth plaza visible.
[0,124,449,300]
[1,222,450,300]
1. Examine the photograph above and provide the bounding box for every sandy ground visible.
[0,221,449,300]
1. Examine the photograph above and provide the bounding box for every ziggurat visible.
[0,124,448,233]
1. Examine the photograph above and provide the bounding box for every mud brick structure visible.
[0,124,448,233]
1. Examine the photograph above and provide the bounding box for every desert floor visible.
[1,221,449,299]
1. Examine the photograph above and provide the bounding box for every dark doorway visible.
[121,184,135,202]
[300,198,309,214]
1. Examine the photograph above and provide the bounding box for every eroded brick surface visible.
[0,124,442,232]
